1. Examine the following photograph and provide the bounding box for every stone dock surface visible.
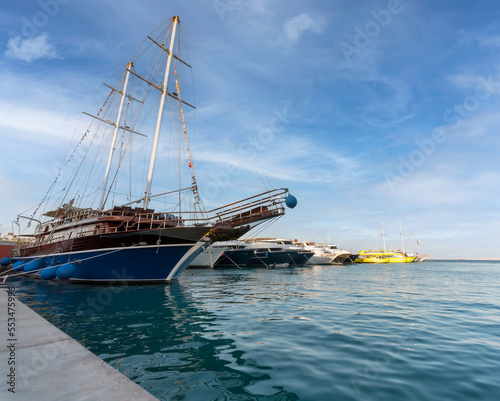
[0,287,159,400]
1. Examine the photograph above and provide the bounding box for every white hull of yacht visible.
[189,246,225,268]
[306,255,337,265]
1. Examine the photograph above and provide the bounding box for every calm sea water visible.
[8,261,500,400]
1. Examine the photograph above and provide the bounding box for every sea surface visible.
[7,260,500,401]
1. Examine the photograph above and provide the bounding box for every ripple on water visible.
[9,261,500,401]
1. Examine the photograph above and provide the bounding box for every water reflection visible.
[9,275,300,400]
[10,263,500,400]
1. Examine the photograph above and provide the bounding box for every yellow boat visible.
[355,219,420,264]
[354,250,416,264]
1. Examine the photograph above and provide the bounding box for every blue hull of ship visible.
[214,249,255,267]
[247,251,291,266]
[11,243,206,283]
[289,251,314,265]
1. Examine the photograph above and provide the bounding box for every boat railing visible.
[202,188,289,226]
[26,188,290,246]
[122,188,289,230]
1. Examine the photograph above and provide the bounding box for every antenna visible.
[399,217,405,253]
[381,219,386,251]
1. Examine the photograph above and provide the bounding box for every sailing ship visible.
[354,219,418,264]
[1,17,296,283]
[354,250,416,264]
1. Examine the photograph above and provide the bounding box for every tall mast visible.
[98,61,133,210]
[381,219,386,251]
[399,217,405,253]
[143,16,179,209]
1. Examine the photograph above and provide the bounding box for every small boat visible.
[414,254,430,262]
[3,17,297,283]
[240,238,313,267]
[207,238,311,268]
[242,238,314,266]
[313,243,352,265]
[212,241,256,268]
[344,253,359,264]
[294,241,351,265]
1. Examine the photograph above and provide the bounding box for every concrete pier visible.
[0,287,159,400]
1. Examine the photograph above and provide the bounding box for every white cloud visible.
[477,34,500,48]
[447,74,482,89]
[0,100,80,142]
[5,33,57,62]
[359,77,414,126]
[245,0,271,15]
[194,133,362,188]
[453,110,500,140]
[284,13,324,43]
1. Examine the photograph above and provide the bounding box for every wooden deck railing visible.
[27,188,290,247]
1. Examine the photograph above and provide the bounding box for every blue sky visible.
[1,0,499,259]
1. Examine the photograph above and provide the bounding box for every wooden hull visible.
[13,225,250,258]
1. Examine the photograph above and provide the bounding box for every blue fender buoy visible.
[12,261,25,271]
[40,266,58,280]
[0,257,11,266]
[24,259,43,272]
[56,264,76,280]
[285,194,297,209]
